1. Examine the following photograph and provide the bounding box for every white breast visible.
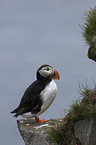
[38,80,57,115]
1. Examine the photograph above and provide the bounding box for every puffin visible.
[11,64,60,123]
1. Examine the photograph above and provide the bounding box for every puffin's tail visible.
[11,108,19,114]
[11,107,28,117]
[10,107,20,117]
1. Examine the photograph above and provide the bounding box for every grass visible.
[81,6,96,61]
[82,6,96,46]
[47,83,96,145]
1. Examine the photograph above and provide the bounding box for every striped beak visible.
[50,69,60,80]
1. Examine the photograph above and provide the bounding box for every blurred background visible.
[0,0,96,145]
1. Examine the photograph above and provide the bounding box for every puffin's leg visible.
[35,116,49,123]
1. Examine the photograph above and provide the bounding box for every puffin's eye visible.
[46,67,50,71]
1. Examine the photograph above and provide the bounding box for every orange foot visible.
[35,116,49,123]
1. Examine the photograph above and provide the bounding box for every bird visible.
[11,64,60,123]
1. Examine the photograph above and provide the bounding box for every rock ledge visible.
[17,118,63,145]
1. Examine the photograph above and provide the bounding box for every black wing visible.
[11,80,46,117]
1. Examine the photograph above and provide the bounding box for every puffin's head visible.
[36,64,60,80]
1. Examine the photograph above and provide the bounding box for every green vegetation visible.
[47,85,96,145]
[47,6,96,144]
[82,6,96,45]
[81,6,96,61]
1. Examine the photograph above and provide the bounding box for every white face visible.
[38,66,54,78]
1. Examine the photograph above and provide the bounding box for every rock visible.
[17,116,96,144]
[88,46,96,62]
[74,118,96,145]
[17,118,63,145]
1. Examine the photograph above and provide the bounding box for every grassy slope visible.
[47,86,96,145]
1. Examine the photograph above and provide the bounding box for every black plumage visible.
[11,78,51,117]
[11,64,60,123]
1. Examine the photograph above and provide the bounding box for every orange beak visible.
[50,69,60,80]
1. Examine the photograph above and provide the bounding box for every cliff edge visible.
[17,118,63,145]
[17,88,96,145]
